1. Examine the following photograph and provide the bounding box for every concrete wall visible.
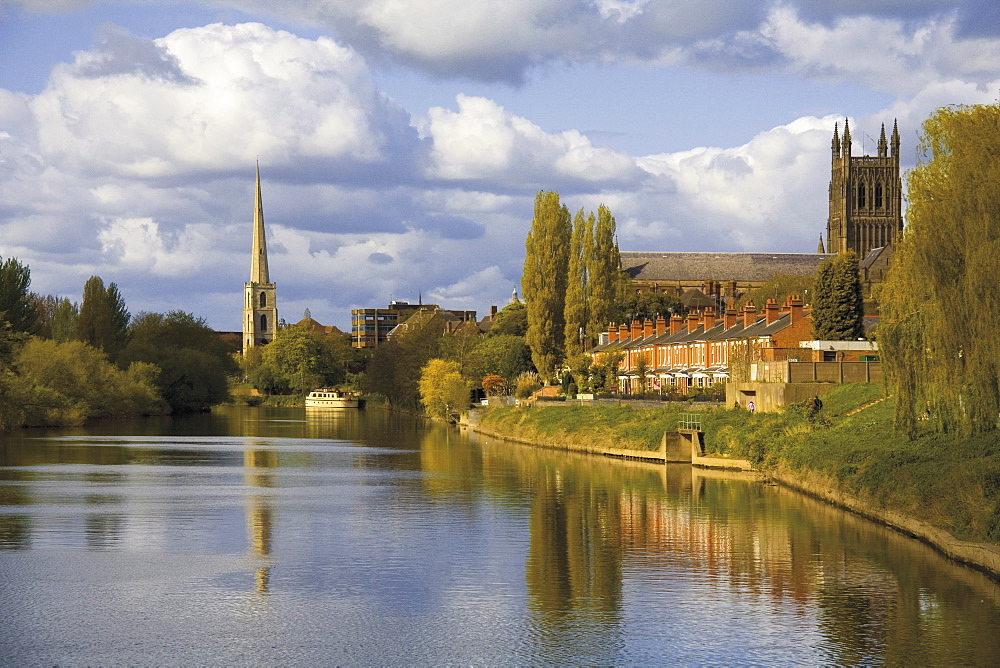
[755,360,882,383]
[726,382,836,413]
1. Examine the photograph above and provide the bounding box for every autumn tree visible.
[77,276,130,358]
[811,252,864,341]
[879,102,1000,437]
[418,359,471,420]
[522,191,571,382]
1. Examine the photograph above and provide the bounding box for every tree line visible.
[0,261,238,428]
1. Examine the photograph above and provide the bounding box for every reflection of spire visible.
[245,447,277,595]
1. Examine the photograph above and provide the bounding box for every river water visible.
[1,405,998,665]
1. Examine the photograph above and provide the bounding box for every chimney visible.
[490,305,497,317]
[703,280,713,296]
[702,307,716,331]
[743,302,758,328]
[670,314,683,335]
[655,315,667,336]
[729,280,738,300]
[687,312,700,333]
[619,323,629,342]
[724,307,738,329]
[764,298,780,324]
[643,319,654,338]
[631,320,642,340]
[608,323,618,343]
[789,295,804,324]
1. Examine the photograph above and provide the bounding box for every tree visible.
[563,209,591,360]
[735,273,815,311]
[77,276,130,358]
[418,359,471,420]
[0,257,39,333]
[488,302,527,337]
[439,320,481,379]
[255,323,351,394]
[811,252,863,341]
[364,310,442,409]
[617,292,686,324]
[481,374,507,396]
[469,334,533,382]
[120,311,239,412]
[50,298,79,342]
[587,204,627,340]
[523,191,571,383]
[880,102,1000,437]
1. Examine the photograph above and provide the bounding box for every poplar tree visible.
[880,101,1000,437]
[811,251,863,341]
[522,191,571,383]
[587,204,626,340]
[563,209,590,360]
[76,276,130,358]
[0,256,38,333]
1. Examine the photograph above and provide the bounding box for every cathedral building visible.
[827,119,903,257]
[243,163,278,353]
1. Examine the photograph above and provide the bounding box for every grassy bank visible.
[477,383,1000,546]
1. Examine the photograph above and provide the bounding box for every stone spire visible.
[832,122,841,158]
[877,123,888,157]
[842,118,852,156]
[890,118,900,157]
[250,161,269,284]
[817,234,826,254]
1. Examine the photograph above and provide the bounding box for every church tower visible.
[827,119,903,257]
[243,163,278,353]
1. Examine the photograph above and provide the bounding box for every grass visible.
[478,383,1000,545]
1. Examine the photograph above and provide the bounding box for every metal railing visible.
[678,413,702,430]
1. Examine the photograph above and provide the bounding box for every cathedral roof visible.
[620,251,835,283]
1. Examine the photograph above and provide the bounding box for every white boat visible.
[305,389,361,408]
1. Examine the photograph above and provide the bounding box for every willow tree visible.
[563,209,591,360]
[523,191,571,382]
[879,102,1000,437]
[587,204,626,340]
[811,251,863,340]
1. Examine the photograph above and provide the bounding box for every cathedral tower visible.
[827,119,903,257]
[243,163,278,353]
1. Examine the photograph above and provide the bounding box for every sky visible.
[0,1,998,332]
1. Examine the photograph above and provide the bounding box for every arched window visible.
[260,314,268,332]
[874,183,883,208]
[857,182,866,208]
[259,291,267,308]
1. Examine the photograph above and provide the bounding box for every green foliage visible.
[363,311,441,409]
[419,358,471,419]
[469,333,533,382]
[50,298,79,342]
[253,323,351,395]
[15,338,166,423]
[488,302,528,337]
[438,320,481,379]
[587,204,627,340]
[0,256,39,333]
[121,311,239,412]
[523,191,571,382]
[616,291,686,324]
[880,102,1000,437]
[77,276,130,358]
[563,208,591,360]
[811,251,864,340]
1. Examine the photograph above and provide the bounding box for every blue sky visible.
[0,1,997,331]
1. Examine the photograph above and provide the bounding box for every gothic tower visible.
[827,119,903,257]
[243,163,278,353]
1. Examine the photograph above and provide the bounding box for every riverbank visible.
[473,383,1000,579]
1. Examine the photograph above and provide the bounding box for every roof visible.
[620,251,835,283]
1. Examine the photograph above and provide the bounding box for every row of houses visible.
[587,296,879,397]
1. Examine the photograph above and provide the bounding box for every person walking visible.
[747,400,756,413]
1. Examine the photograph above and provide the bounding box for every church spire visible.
[817,234,826,254]
[832,122,841,158]
[877,123,888,157]
[842,118,851,156]
[250,161,269,284]
[890,118,900,157]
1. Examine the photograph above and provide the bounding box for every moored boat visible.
[305,389,361,408]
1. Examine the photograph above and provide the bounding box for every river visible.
[1,405,998,664]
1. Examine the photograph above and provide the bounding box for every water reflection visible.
[0,407,999,664]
